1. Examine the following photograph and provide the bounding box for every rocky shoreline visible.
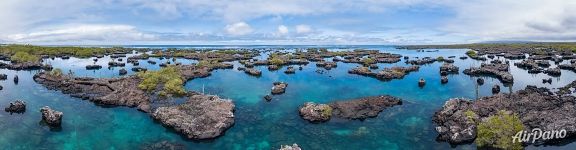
[433,84,576,145]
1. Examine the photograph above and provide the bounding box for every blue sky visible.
[0,0,574,45]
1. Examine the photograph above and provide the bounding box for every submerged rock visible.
[279,144,302,150]
[13,75,18,84]
[492,85,500,94]
[264,95,272,101]
[0,74,7,80]
[4,100,26,113]
[433,86,576,145]
[40,106,63,127]
[141,141,185,150]
[284,66,296,74]
[542,78,552,84]
[299,102,332,122]
[119,68,128,75]
[418,78,426,87]
[271,82,288,95]
[441,76,448,84]
[152,94,235,140]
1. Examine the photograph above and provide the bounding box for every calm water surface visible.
[0,46,575,150]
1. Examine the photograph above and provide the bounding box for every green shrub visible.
[137,66,186,97]
[270,57,285,65]
[11,51,39,63]
[476,110,524,150]
[321,105,333,118]
[466,50,477,57]
[437,56,444,61]
[49,68,63,77]
[362,58,375,66]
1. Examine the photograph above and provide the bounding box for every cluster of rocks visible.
[4,100,26,113]
[108,61,126,67]
[151,94,235,140]
[284,66,296,74]
[271,82,288,95]
[433,85,576,144]
[316,61,337,70]
[405,57,436,65]
[0,62,53,70]
[559,63,576,72]
[463,62,513,84]
[544,67,561,76]
[348,66,420,81]
[299,95,402,123]
[440,63,459,75]
[40,106,63,127]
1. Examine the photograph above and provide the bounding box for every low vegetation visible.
[10,51,39,63]
[476,110,524,150]
[137,66,186,97]
[466,50,477,57]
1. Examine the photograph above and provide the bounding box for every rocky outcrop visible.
[440,63,459,74]
[348,66,420,81]
[405,58,436,65]
[316,61,337,70]
[108,62,126,67]
[40,106,63,127]
[4,100,26,113]
[85,65,102,70]
[492,85,500,94]
[463,63,513,83]
[559,63,576,72]
[433,86,576,145]
[279,144,302,150]
[0,62,52,70]
[0,74,7,80]
[132,67,147,72]
[544,67,561,76]
[271,82,288,95]
[299,95,402,122]
[299,102,332,122]
[151,94,235,140]
[119,68,128,75]
[441,76,448,84]
[284,66,296,74]
[33,72,152,112]
[244,68,262,76]
[330,95,402,120]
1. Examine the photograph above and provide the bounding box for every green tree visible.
[476,110,524,150]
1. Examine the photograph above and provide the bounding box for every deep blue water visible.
[0,46,575,150]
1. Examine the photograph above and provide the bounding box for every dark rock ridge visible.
[4,100,26,113]
[40,106,63,127]
[299,95,403,122]
[151,94,235,140]
[405,58,436,65]
[433,85,576,145]
[463,62,513,83]
[348,66,419,81]
[33,72,153,112]
[559,63,576,72]
[0,62,52,70]
[85,65,102,70]
[271,82,288,95]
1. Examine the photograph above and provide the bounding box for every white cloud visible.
[277,25,289,35]
[1,24,155,43]
[225,22,253,36]
[296,25,312,34]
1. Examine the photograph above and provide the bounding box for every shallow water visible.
[0,46,575,150]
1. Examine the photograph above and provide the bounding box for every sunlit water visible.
[0,46,575,150]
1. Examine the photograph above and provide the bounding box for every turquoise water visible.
[0,46,575,149]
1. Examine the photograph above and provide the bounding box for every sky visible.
[0,0,574,45]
